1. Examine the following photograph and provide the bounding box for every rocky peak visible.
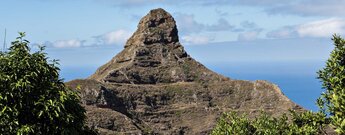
[125,8,179,47]
[89,8,226,84]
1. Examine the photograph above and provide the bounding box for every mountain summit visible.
[90,8,225,84]
[67,8,302,134]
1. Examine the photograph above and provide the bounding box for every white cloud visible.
[175,13,204,33]
[182,35,213,45]
[267,18,345,39]
[52,39,83,48]
[96,0,345,16]
[206,18,234,31]
[266,0,345,17]
[97,0,166,7]
[266,26,297,39]
[215,8,229,17]
[238,31,261,41]
[230,0,345,17]
[297,18,345,37]
[44,29,133,48]
[100,29,132,45]
[240,21,257,29]
[95,0,345,17]
[175,13,236,34]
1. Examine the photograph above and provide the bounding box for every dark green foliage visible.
[211,112,255,134]
[289,110,328,134]
[0,33,96,135]
[317,34,345,134]
[211,111,327,135]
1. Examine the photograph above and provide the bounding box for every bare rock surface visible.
[67,8,302,134]
[89,8,225,84]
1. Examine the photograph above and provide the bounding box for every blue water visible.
[60,66,97,81]
[60,61,325,112]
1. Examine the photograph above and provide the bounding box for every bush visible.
[211,112,255,134]
[211,111,327,135]
[0,33,96,134]
[317,34,345,134]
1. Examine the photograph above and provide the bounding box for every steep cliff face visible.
[67,8,302,134]
[89,8,226,84]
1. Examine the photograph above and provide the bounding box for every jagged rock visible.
[89,8,226,84]
[66,8,303,134]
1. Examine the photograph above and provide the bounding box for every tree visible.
[317,34,345,134]
[0,33,96,134]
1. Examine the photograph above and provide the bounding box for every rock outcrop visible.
[89,8,225,84]
[67,8,302,134]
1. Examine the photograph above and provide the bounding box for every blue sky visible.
[1,0,344,110]
[1,0,344,47]
[1,0,343,64]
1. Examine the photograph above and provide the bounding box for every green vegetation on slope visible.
[212,111,327,135]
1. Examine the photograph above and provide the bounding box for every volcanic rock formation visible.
[89,8,225,84]
[67,8,302,134]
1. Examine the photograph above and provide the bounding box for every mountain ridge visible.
[67,8,303,134]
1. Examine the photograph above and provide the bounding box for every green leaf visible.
[1,106,6,113]
[341,119,345,128]
[38,111,43,117]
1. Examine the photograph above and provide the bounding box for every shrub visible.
[0,33,96,134]
[317,34,345,134]
[211,111,327,135]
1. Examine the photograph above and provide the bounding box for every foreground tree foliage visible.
[318,34,345,134]
[213,35,345,134]
[211,111,327,135]
[0,33,96,134]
